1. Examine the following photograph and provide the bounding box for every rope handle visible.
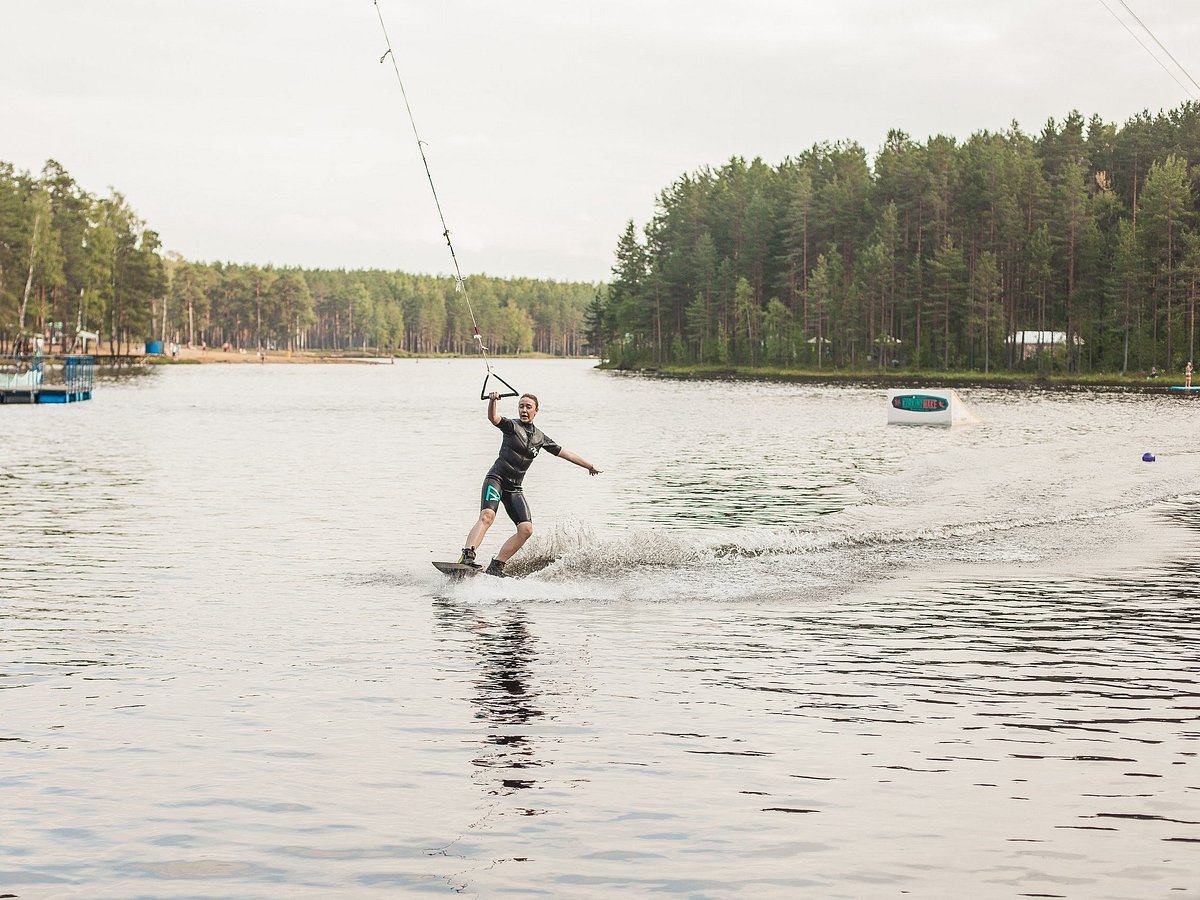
[480,371,519,401]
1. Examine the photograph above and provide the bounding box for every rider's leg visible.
[465,507,496,553]
[495,521,533,563]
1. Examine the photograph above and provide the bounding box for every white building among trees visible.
[1005,331,1083,360]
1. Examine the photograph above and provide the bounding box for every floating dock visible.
[0,355,95,404]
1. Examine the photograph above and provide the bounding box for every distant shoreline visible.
[82,350,1192,390]
[598,363,1190,392]
[91,348,597,366]
[148,348,370,365]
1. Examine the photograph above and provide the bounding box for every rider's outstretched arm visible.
[487,391,502,425]
[558,449,601,476]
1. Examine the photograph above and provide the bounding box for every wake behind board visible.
[433,561,482,579]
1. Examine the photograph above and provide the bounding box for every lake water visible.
[2,359,1198,898]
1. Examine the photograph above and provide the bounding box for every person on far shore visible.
[458,391,601,577]
[1187,360,1193,388]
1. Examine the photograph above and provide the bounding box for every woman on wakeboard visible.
[458,391,601,577]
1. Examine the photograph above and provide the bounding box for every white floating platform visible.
[887,389,982,426]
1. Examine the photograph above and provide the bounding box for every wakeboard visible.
[432,561,483,579]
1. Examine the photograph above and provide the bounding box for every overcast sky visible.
[5,1,1199,282]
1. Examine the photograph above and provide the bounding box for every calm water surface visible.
[2,359,1198,898]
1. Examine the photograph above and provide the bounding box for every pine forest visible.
[588,104,1200,376]
[0,160,594,357]
[5,103,1200,374]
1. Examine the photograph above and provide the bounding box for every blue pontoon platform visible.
[0,355,95,404]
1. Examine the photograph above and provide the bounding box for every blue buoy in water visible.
[1142,452,1156,462]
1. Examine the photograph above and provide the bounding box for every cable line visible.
[371,0,518,399]
[1095,0,1198,100]
[1113,0,1200,96]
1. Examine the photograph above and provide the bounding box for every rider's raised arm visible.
[487,391,502,426]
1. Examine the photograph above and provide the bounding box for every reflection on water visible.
[434,602,549,805]
[1,362,1198,897]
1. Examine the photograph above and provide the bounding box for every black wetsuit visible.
[481,417,562,524]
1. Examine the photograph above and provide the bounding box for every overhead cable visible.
[1095,0,1198,100]
[1113,0,1200,96]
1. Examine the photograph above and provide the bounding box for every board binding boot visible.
[485,557,508,578]
[457,547,482,569]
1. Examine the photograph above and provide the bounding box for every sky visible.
[5,1,1200,283]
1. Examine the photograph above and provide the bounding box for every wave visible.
[502,486,1193,578]
[425,512,1169,607]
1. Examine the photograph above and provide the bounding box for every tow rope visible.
[372,0,518,400]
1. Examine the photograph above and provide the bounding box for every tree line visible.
[0,159,596,356]
[163,263,595,356]
[587,103,1200,375]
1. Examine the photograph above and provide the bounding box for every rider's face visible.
[517,398,537,422]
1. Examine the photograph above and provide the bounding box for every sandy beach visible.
[104,346,392,365]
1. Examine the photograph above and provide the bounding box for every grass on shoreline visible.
[96,349,1187,391]
[599,362,1180,390]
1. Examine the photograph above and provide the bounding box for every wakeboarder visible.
[457,391,601,577]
